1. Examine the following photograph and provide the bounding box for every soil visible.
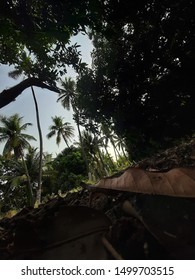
[0,138,195,260]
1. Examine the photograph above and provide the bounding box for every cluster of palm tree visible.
[46,116,74,148]
[49,76,130,181]
[78,124,130,180]
[0,76,129,210]
[0,114,36,206]
[7,60,46,206]
[0,114,59,210]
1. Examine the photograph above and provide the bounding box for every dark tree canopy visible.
[76,0,195,159]
[0,77,60,108]
[0,0,103,63]
[52,146,88,191]
[0,0,103,107]
[0,0,194,159]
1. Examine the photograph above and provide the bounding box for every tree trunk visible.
[93,153,104,178]
[20,152,34,207]
[0,77,60,109]
[120,143,129,162]
[76,121,92,180]
[92,130,109,176]
[97,147,109,176]
[62,133,70,148]
[103,139,115,170]
[110,139,120,163]
[31,86,43,205]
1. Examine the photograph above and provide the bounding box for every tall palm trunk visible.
[110,139,119,162]
[96,146,109,176]
[62,133,70,148]
[120,143,129,162]
[102,138,115,170]
[92,129,109,176]
[31,86,43,205]
[92,153,104,178]
[20,151,34,206]
[110,138,121,161]
[76,121,91,180]
[74,109,91,180]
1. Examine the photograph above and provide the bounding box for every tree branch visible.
[0,77,60,109]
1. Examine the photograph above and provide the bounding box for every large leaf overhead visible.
[93,167,195,198]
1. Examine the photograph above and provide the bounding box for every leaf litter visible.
[0,138,195,259]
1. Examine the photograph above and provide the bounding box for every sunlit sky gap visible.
[0,34,93,156]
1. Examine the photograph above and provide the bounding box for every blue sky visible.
[0,34,93,157]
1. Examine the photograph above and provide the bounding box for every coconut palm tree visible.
[0,114,36,157]
[58,77,76,110]
[0,154,31,209]
[100,122,121,162]
[8,63,44,205]
[99,133,115,170]
[0,114,36,205]
[113,134,130,162]
[47,116,74,148]
[58,77,91,178]
[0,147,49,208]
[80,130,108,178]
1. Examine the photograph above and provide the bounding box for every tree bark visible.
[62,133,70,148]
[31,86,43,205]
[0,77,60,109]
[20,152,34,207]
[76,120,91,180]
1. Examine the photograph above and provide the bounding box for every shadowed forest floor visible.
[0,138,195,259]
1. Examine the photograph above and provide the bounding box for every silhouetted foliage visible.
[51,147,88,192]
[76,0,195,159]
[1,1,194,161]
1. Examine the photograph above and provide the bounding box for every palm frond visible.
[8,69,23,80]
[47,130,56,139]
[0,114,35,157]
[20,122,33,131]
[20,133,36,141]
